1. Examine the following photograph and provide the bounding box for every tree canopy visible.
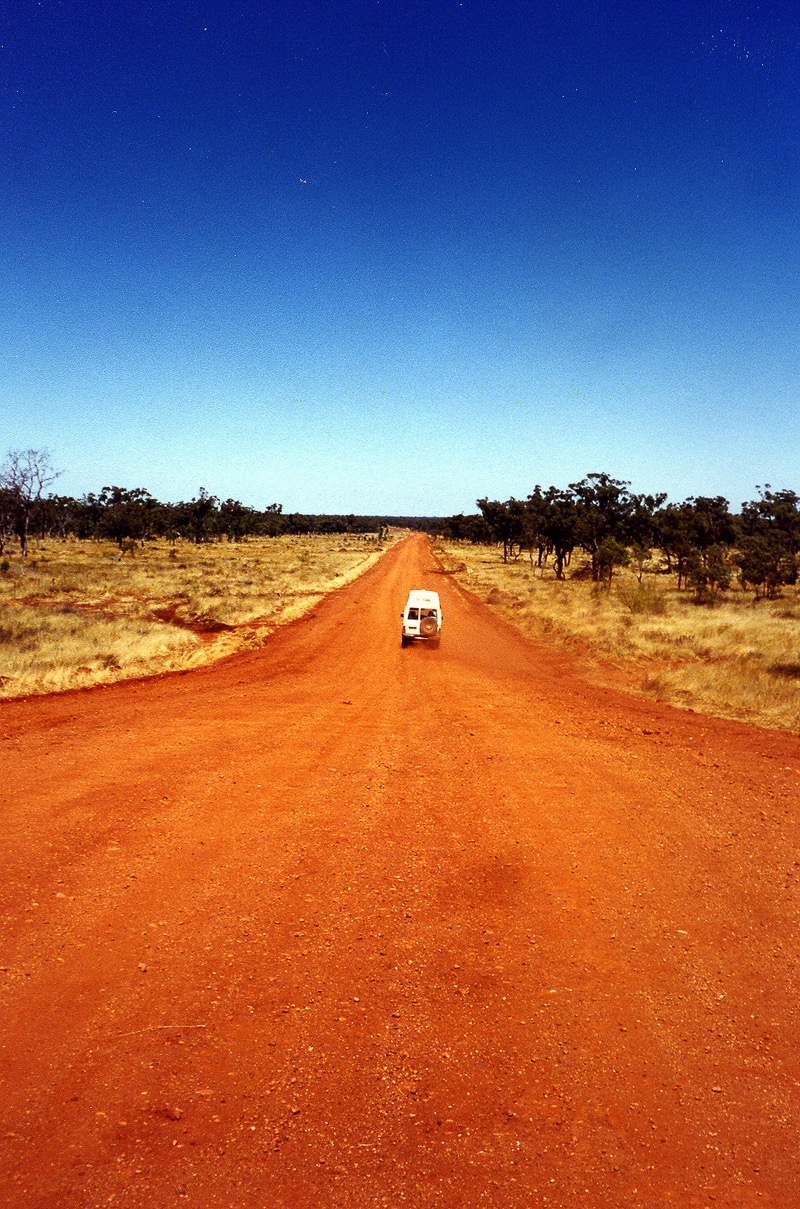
[442,473,800,597]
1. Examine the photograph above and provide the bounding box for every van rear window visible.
[408,607,419,619]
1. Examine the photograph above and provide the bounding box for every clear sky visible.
[2,0,799,514]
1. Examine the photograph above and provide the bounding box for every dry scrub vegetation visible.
[0,534,391,698]
[437,540,800,732]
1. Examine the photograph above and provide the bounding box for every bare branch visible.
[0,448,63,558]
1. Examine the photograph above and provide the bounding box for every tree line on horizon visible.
[440,472,800,602]
[3,451,797,601]
[0,448,438,557]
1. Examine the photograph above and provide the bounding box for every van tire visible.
[419,616,437,638]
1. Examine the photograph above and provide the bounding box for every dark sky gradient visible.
[3,1,799,512]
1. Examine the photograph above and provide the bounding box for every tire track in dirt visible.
[1,534,799,1207]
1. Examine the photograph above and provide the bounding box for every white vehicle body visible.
[401,589,442,647]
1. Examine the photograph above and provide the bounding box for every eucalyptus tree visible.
[736,487,800,597]
[568,473,636,581]
[476,497,526,562]
[739,487,800,553]
[85,486,160,548]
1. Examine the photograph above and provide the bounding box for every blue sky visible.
[2,0,799,514]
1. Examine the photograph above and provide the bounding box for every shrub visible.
[617,580,668,615]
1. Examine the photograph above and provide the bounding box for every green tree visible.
[30,493,80,540]
[654,503,694,580]
[740,487,800,552]
[569,473,635,581]
[685,496,735,550]
[626,492,667,580]
[219,498,256,542]
[686,544,731,603]
[476,497,525,562]
[441,513,493,543]
[182,488,219,543]
[596,537,630,587]
[736,535,796,600]
[655,498,735,591]
[259,503,285,537]
[524,486,578,579]
[88,486,159,548]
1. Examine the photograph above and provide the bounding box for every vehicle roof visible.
[405,590,440,606]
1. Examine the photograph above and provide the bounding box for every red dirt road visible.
[2,534,799,1208]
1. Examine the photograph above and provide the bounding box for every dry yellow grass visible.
[436,540,800,732]
[0,533,393,698]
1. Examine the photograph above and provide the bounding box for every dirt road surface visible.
[2,534,799,1208]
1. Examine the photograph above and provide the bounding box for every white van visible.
[401,590,442,648]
